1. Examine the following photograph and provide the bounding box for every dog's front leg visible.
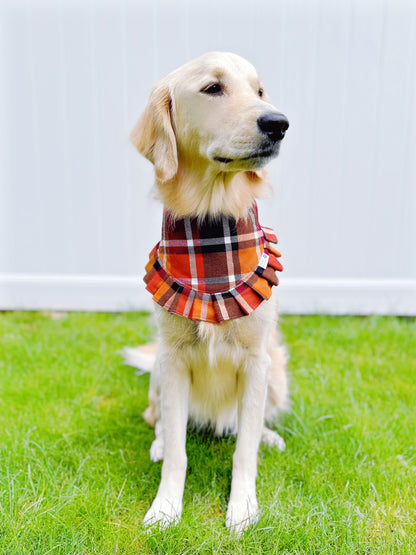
[143,352,190,528]
[226,352,270,535]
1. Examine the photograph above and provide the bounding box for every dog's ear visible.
[130,84,178,182]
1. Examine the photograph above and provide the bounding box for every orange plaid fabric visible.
[144,202,283,323]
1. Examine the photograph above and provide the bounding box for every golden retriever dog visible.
[126,52,289,534]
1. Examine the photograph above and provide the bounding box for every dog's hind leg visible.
[261,426,286,451]
[150,419,164,462]
[262,329,289,451]
[141,355,164,462]
[266,330,289,415]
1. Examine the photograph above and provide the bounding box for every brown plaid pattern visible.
[144,202,283,323]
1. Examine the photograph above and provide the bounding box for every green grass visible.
[0,312,415,554]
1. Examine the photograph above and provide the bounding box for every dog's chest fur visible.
[155,296,276,434]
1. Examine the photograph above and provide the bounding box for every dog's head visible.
[131,52,289,183]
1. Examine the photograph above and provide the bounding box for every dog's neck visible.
[155,156,271,221]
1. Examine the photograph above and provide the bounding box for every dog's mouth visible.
[214,146,278,165]
[241,147,278,161]
[214,156,233,164]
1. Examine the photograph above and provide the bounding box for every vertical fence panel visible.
[0,0,415,313]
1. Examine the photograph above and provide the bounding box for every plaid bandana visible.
[144,202,283,323]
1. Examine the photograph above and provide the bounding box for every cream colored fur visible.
[128,51,289,535]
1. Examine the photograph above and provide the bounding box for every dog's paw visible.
[226,496,259,536]
[261,427,286,451]
[143,496,182,529]
[149,438,164,462]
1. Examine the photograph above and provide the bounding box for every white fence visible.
[1,0,415,314]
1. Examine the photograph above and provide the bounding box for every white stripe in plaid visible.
[184,217,198,289]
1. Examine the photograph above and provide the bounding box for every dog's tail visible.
[121,342,158,374]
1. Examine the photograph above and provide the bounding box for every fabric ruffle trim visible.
[143,227,283,324]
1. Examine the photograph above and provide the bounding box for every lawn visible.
[0,311,415,554]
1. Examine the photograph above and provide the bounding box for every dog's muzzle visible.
[257,112,289,142]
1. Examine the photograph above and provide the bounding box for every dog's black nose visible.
[257,112,289,142]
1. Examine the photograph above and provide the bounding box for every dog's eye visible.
[201,83,223,95]
[258,88,264,98]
